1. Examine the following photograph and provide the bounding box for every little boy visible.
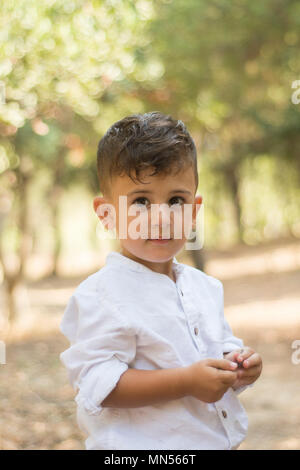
[60,111,262,450]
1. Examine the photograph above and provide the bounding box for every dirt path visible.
[0,238,299,449]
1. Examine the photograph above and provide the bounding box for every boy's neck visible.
[120,247,176,282]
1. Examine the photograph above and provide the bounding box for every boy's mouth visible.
[147,238,173,244]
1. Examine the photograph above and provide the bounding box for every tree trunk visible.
[17,167,32,278]
[0,159,32,327]
[2,274,20,326]
[190,249,205,272]
[47,149,66,277]
[48,185,63,277]
[224,164,244,243]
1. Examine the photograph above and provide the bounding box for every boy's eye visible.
[132,197,149,207]
[131,196,185,207]
[169,196,185,206]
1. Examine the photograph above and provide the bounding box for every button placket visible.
[176,284,204,355]
[222,410,227,419]
[214,400,235,449]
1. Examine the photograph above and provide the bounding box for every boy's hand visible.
[181,358,239,403]
[223,347,262,390]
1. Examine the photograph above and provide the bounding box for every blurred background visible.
[0,0,299,450]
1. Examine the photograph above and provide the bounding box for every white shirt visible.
[59,251,250,450]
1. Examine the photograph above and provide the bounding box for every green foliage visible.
[0,0,299,262]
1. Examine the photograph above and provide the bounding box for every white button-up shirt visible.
[60,251,250,450]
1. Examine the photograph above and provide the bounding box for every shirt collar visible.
[105,250,185,278]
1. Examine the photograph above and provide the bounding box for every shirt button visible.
[194,327,199,336]
[222,410,227,419]
[180,289,183,296]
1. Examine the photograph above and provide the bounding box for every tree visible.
[0,0,151,325]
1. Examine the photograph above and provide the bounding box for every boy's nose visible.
[150,203,173,220]
[147,203,174,237]
[149,224,172,238]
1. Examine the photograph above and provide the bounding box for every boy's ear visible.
[93,196,115,230]
[192,194,203,228]
[193,194,203,215]
[93,196,104,215]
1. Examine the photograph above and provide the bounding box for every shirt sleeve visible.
[218,281,254,395]
[59,283,136,416]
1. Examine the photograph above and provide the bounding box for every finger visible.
[233,351,244,367]
[207,358,238,371]
[223,351,237,362]
[219,370,238,385]
[242,353,262,369]
[235,373,259,386]
[236,347,255,363]
[236,364,262,380]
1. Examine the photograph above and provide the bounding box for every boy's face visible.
[93,164,202,273]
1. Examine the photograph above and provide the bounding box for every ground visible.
[0,237,299,450]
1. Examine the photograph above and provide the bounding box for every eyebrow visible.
[127,189,192,196]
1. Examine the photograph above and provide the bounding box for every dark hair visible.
[97,111,198,197]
